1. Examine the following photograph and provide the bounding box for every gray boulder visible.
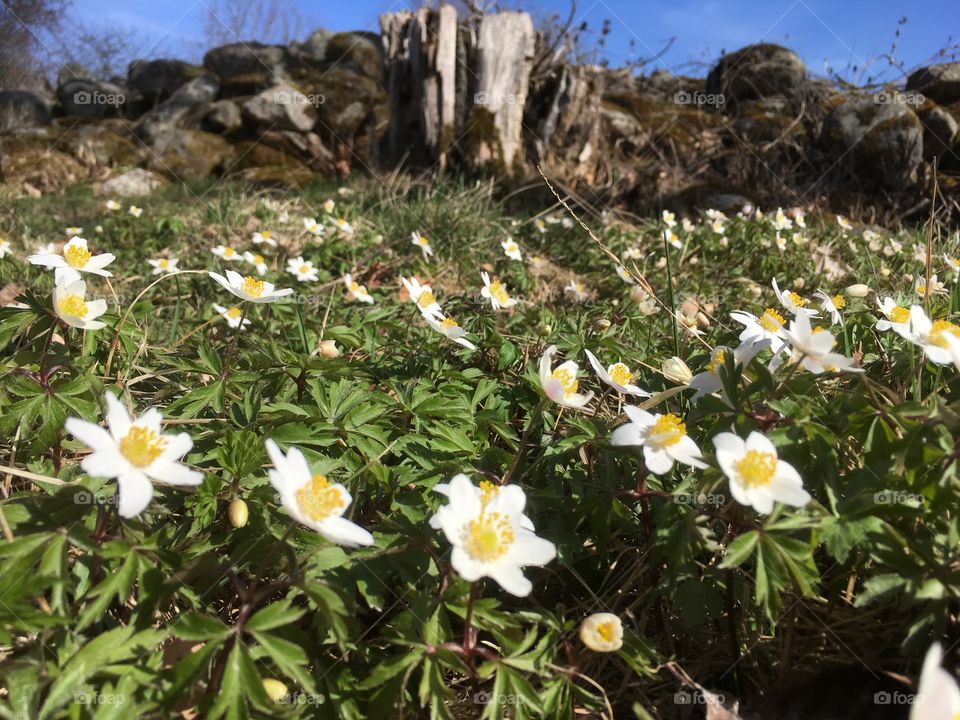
[134,74,220,143]
[906,62,960,105]
[919,105,959,161]
[203,42,289,95]
[706,44,807,107]
[203,100,242,133]
[58,79,127,118]
[242,84,316,133]
[0,91,50,133]
[147,128,235,179]
[820,96,923,189]
[127,59,206,107]
[100,168,166,197]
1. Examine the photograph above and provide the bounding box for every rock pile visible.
[0,13,956,217]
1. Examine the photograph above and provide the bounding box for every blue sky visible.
[70,0,959,82]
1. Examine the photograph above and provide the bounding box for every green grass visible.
[0,176,959,719]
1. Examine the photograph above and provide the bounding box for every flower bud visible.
[537,323,552,336]
[661,356,692,386]
[629,285,649,305]
[228,499,248,528]
[579,613,623,652]
[262,679,288,702]
[845,283,870,298]
[319,339,340,358]
[596,318,611,330]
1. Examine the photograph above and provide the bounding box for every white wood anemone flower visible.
[713,431,810,514]
[65,226,83,236]
[128,205,142,218]
[343,274,374,304]
[813,290,845,324]
[0,238,10,258]
[781,313,862,374]
[147,257,179,275]
[944,254,960,276]
[661,210,676,228]
[539,345,594,409]
[425,315,476,350]
[480,272,518,311]
[29,236,115,282]
[64,393,203,518]
[105,200,120,211]
[411,231,434,258]
[615,265,636,284]
[579,613,624,652]
[303,217,323,237]
[916,273,948,297]
[264,439,374,547]
[286,256,318,283]
[610,407,705,474]
[771,278,816,317]
[731,308,789,355]
[428,474,555,597]
[243,251,268,276]
[906,306,960,366]
[584,349,650,397]
[501,238,523,261]
[564,280,591,304]
[251,230,277,247]
[209,270,294,303]
[331,218,354,236]
[689,341,768,404]
[912,643,960,719]
[876,297,912,337]
[211,244,242,262]
[322,198,335,214]
[212,303,251,329]
[401,276,444,320]
[663,229,682,249]
[53,276,107,330]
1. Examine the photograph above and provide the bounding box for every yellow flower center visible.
[463,511,514,562]
[240,276,265,298]
[488,280,510,305]
[734,450,777,488]
[349,281,361,293]
[253,255,264,265]
[706,349,726,373]
[120,426,167,468]
[58,294,88,318]
[787,291,806,307]
[759,308,785,333]
[649,413,685,447]
[551,367,579,395]
[440,317,459,328]
[889,306,909,323]
[298,264,310,274]
[506,242,518,253]
[417,290,436,308]
[223,247,236,258]
[158,258,169,269]
[608,363,633,386]
[929,320,960,348]
[831,294,846,309]
[295,474,346,522]
[226,306,242,320]
[479,480,498,506]
[64,243,91,269]
[261,230,271,240]
[596,621,615,643]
